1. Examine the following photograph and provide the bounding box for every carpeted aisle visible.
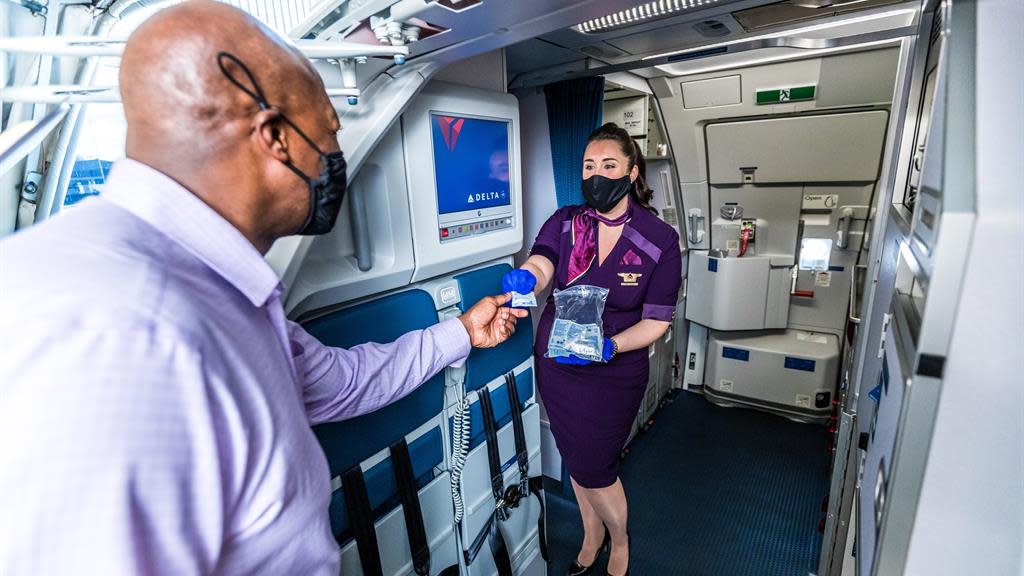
[545,391,832,576]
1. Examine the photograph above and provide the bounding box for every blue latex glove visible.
[555,354,591,365]
[601,337,615,362]
[501,269,537,306]
[554,338,615,365]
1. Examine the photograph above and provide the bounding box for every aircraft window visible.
[62,58,125,208]
[799,238,833,271]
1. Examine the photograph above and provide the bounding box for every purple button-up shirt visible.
[0,159,470,574]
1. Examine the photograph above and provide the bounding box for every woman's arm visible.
[521,254,556,295]
[610,319,670,354]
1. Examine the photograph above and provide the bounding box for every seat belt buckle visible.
[495,498,511,522]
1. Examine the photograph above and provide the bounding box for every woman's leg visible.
[571,477,608,566]
[581,479,629,575]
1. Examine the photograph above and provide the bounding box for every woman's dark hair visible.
[586,122,657,214]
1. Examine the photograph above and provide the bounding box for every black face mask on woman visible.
[581,173,632,213]
[217,52,347,236]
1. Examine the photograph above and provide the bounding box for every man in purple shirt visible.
[0,2,526,573]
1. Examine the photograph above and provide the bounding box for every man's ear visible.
[253,108,290,162]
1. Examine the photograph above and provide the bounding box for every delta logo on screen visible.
[431,114,511,215]
[435,116,465,151]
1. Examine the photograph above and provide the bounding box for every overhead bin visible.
[706,111,889,185]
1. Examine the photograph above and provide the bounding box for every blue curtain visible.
[544,77,604,208]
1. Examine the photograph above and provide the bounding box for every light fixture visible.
[574,0,721,34]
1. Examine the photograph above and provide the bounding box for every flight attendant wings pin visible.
[617,272,642,286]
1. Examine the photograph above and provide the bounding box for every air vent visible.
[694,19,730,37]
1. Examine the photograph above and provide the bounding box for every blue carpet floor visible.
[544,391,832,576]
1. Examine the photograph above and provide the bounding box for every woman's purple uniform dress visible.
[530,198,682,488]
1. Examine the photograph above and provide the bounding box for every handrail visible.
[1,85,361,104]
[0,103,70,177]
[349,179,373,272]
[0,36,409,62]
[849,264,869,324]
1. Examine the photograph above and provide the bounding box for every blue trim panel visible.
[722,347,750,362]
[784,357,817,372]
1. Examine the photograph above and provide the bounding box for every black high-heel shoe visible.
[566,530,611,576]
[605,531,629,576]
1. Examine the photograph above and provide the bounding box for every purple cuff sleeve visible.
[642,303,675,322]
[529,243,559,267]
[432,317,471,368]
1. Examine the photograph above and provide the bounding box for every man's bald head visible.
[119,0,342,252]
[120,0,326,158]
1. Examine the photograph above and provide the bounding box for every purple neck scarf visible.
[567,197,633,285]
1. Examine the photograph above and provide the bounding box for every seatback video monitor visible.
[430,113,513,240]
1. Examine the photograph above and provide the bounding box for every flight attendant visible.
[503,123,682,576]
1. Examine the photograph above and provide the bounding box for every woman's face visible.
[582,139,638,182]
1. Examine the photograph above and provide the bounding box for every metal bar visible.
[1,85,361,103]
[36,103,85,220]
[0,103,69,176]
[0,35,408,60]
[819,410,858,576]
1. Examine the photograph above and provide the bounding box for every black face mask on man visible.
[581,173,632,213]
[217,52,347,236]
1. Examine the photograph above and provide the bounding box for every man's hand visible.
[459,293,529,348]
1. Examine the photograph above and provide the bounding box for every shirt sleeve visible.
[529,208,567,268]
[0,326,231,575]
[642,234,683,322]
[289,317,471,426]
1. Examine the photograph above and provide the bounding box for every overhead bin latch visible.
[739,166,757,184]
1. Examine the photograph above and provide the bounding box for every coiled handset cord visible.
[449,389,471,524]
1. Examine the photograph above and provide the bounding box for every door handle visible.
[686,208,705,244]
[849,264,868,324]
[836,207,855,249]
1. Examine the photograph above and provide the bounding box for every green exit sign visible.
[756,85,816,104]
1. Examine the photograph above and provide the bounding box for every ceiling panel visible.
[603,14,746,56]
[505,38,586,77]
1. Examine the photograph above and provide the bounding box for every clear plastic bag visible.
[545,284,609,362]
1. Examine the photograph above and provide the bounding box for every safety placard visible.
[756,85,816,104]
[796,331,829,344]
[815,271,833,287]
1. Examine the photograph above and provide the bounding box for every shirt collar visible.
[101,158,281,308]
